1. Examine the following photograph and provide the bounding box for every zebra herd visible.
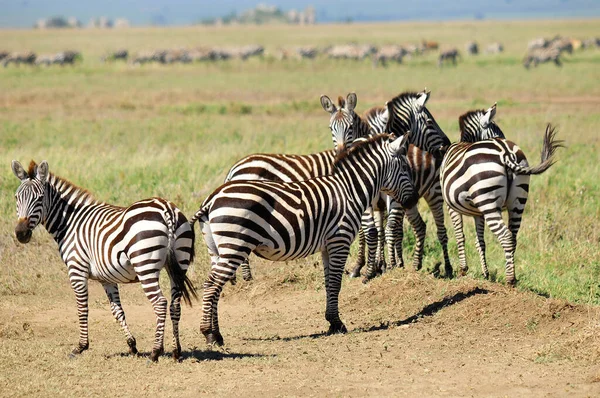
[11,90,562,359]
[1,50,80,67]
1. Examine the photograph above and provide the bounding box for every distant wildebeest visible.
[438,48,461,67]
[465,41,478,55]
[372,45,406,67]
[485,42,504,54]
[2,51,36,67]
[101,49,128,62]
[0,51,9,62]
[296,46,318,59]
[523,47,561,69]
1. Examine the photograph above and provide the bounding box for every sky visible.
[0,0,599,27]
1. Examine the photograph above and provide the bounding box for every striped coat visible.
[11,160,196,361]
[440,110,563,284]
[190,134,416,345]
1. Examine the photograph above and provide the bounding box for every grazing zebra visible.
[2,51,36,67]
[190,134,416,345]
[372,45,406,67]
[11,160,196,361]
[440,116,563,284]
[523,47,561,69]
[227,93,388,282]
[438,49,461,67]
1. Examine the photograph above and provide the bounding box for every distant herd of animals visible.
[2,34,598,69]
[12,89,564,360]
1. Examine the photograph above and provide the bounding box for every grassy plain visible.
[1,19,600,396]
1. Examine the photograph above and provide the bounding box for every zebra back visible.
[458,103,506,143]
[385,90,450,157]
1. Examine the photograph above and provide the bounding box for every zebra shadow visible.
[241,286,489,342]
[104,349,271,362]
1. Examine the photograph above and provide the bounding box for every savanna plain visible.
[1,19,600,397]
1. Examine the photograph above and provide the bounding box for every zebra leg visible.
[134,265,168,362]
[427,197,452,278]
[349,225,366,277]
[405,205,427,271]
[361,210,380,281]
[373,208,387,273]
[240,259,253,281]
[102,283,137,355]
[69,275,90,357]
[448,207,468,276]
[385,202,405,269]
[169,284,183,361]
[473,216,489,279]
[483,210,517,285]
[323,245,348,334]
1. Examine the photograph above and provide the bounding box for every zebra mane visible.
[337,96,346,108]
[458,109,506,143]
[333,133,390,167]
[27,160,100,205]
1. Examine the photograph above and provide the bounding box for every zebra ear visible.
[381,107,390,127]
[481,103,497,128]
[389,132,410,156]
[346,93,357,112]
[416,90,430,110]
[36,160,49,183]
[11,160,28,181]
[320,95,336,113]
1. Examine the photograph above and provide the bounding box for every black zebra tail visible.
[506,124,564,175]
[165,248,198,307]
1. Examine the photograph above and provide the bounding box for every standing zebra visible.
[343,91,453,277]
[227,93,390,282]
[440,110,563,284]
[11,160,196,361]
[190,134,416,345]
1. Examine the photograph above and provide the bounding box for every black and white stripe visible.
[226,93,388,282]
[385,90,451,157]
[523,47,561,69]
[440,119,563,284]
[190,134,416,345]
[11,160,196,361]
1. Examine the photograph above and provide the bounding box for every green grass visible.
[1,20,599,305]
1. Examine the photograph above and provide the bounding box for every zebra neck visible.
[334,151,383,210]
[353,113,372,138]
[42,174,102,241]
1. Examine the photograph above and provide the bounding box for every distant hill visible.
[1,0,600,28]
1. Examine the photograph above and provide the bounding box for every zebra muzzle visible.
[15,219,32,244]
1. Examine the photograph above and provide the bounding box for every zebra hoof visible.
[69,343,89,358]
[127,337,138,355]
[506,278,517,286]
[172,347,182,362]
[205,331,224,347]
[327,323,348,335]
[459,268,468,277]
[348,269,361,278]
[229,276,237,285]
[150,347,164,362]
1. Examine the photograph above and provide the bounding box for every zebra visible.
[523,47,561,69]
[485,42,504,54]
[438,49,461,67]
[458,103,504,143]
[372,45,406,67]
[11,160,196,361]
[190,133,416,346]
[440,115,563,284]
[226,93,389,282]
[344,91,453,277]
[385,90,451,157]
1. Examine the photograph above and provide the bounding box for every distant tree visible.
[46,16,69,28]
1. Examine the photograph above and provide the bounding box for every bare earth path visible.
[1,267,599,397]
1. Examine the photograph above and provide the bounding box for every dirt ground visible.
[1,264,600,398]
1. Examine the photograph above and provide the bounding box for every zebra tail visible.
[165,248,198,307]
[188,204,209,227]
[505,124,564,175]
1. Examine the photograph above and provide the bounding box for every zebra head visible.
[385,89,450,158]
[382,134,418,209]
[321,93,357,155]
[458,103,506,143]
[11,160,49,243]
